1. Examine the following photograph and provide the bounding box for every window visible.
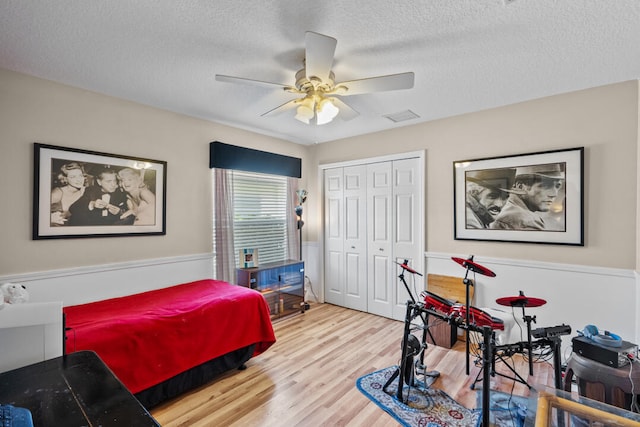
[229,170,289,265]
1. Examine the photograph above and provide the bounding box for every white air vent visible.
[383,110,420,123]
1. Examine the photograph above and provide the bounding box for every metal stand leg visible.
[397,268,438,376]
[551,338,563,390]
[522,309,536,376]
[396,302,415,402]
[480,326,492,427]
[418,312,429,371]
[464,277,472,375]
[472,340,534,390]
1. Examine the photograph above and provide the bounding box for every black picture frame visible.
[33,143,167,239]
[453,147,584,245]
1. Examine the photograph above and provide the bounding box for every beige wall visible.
[1,68,638,276]
[311,80,639,269]
[0,68,308,275]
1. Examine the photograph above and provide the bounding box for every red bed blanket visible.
[63,279,276,394]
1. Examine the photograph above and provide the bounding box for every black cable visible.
[505,375,518,427]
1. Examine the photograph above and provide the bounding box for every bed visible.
[63,279,276,408]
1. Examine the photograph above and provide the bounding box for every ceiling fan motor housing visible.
[295,68,335,95]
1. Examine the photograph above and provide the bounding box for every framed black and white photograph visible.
[454,147,584,245]
[33,143,167,239]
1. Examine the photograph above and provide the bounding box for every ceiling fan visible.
[215,31,415,125]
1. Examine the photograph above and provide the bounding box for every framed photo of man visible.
[453,147,584,245]
[33,143,167,239]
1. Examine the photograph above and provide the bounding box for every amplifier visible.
[572,336,638,368]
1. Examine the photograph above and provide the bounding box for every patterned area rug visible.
[356,366,480,427]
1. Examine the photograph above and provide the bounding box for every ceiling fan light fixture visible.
[316,97,339,125]
[295,100,315,124]
[295,107,314,124]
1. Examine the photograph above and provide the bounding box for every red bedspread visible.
[63,279,276,394]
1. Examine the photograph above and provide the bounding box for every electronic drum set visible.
[385,255,569,427]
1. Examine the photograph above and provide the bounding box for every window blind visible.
[232,171,288,265]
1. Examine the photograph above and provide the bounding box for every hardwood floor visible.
[151,303,556,426]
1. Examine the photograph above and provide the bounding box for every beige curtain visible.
[287,177,301,261]
[213,168,236,283]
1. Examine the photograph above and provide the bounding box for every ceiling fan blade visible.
[336,72,415,96]
[215,74,297,92]
[260,99,301,117]
[331,98,359,121]
[304,31,337,82]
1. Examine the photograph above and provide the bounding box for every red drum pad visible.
[496,295,546,308]
[451,257,496,277]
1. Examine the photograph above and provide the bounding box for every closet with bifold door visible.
[323,153,424,321]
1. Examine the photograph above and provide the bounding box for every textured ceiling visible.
[1,1,639,145]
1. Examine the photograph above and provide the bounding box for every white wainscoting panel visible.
[425,252,638,363]
[0,301,63,373]
[0,253,214,307]
[302,241,321,303]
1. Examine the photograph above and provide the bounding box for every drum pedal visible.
[415,362,440,378]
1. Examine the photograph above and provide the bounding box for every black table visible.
[0,351,160,427]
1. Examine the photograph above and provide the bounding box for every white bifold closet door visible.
[366,161,393,318]
[392,158,422,320]
[324,156,422,321]
[324,166,367,312]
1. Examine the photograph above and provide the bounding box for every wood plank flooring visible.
[151,303,556,426]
